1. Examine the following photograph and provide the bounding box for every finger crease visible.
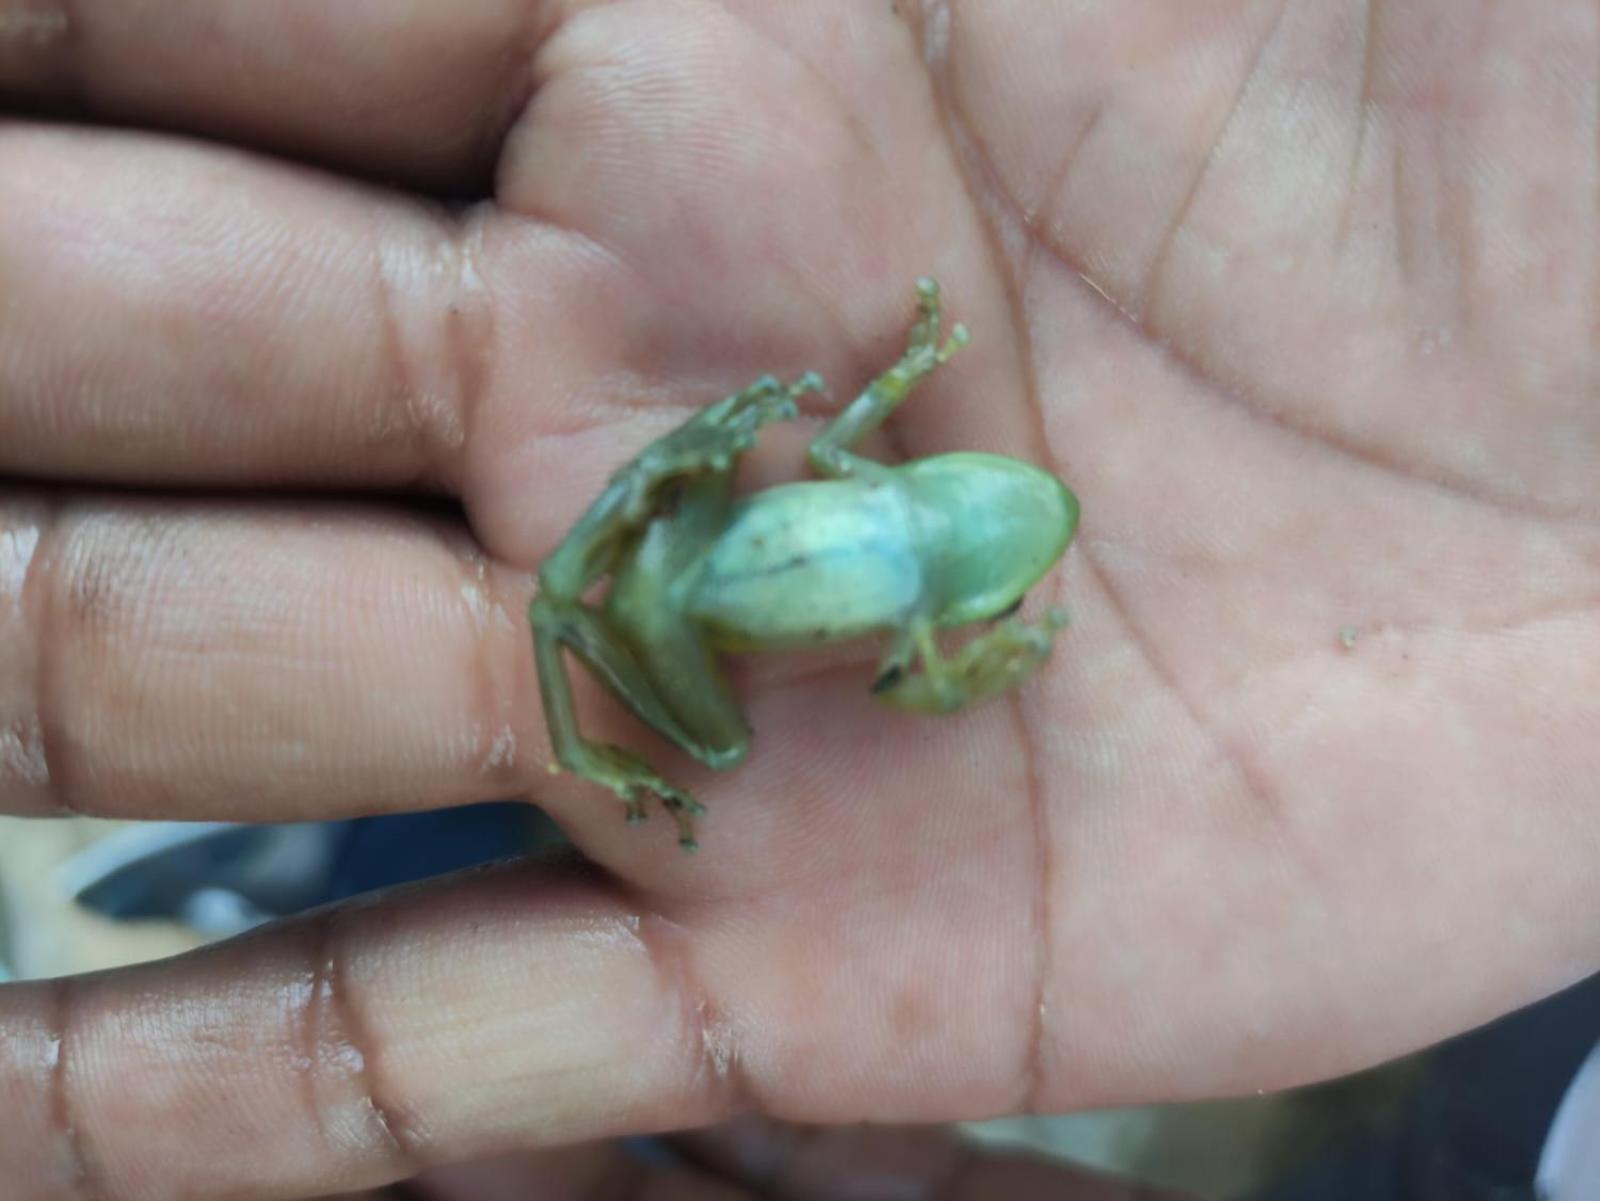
[48,977,103,1201]
[368,220,472,494]
[29,501,80,817]
[634,911,753,1121]
[371,236,436,488]
[438,207,498,495]
[457,540,523,788]
[300,911,424,1178]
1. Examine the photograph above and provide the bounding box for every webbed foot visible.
[563,742,707,851]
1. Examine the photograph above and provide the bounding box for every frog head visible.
[903,452,1079,627]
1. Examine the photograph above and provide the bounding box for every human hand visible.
[1,1,1595,1198]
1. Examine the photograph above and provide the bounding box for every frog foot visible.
[618,372,824,521]
[578,742,707,851]
[905,278,970,369]
[877,610,1067,714]
[947,611,1066,706]
[852,280,968,417]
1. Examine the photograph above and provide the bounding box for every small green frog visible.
[531,279,1078,849]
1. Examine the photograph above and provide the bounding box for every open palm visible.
[2,2,1596,1197]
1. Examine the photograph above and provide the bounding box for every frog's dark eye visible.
[995,594,1026,621]
[871,664,905,694]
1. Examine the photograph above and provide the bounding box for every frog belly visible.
[688,480,922,650]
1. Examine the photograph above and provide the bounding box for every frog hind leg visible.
[618,604,751,778]
[571,481,755,849]
[532,376,816,850]
[874,611,1068,714]
[533,593,720,848]
[808,278,969,480]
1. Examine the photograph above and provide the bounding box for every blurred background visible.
[2,808,1591,1200]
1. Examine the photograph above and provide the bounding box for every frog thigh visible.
[623,607,750,772]
[538,597,746,771]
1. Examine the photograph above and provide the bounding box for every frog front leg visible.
[872,611,1068,714]
[540,371,822,600]
[532,373,820,849]
[807,277,969,480]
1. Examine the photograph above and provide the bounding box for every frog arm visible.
[539,371,819,599]
[807,278,969,480]
[872,610,1067,714]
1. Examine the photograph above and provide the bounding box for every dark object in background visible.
[1252,972,1600,1201]
[63,803,545,937]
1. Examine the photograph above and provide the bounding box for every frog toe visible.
[658,792,705,851]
